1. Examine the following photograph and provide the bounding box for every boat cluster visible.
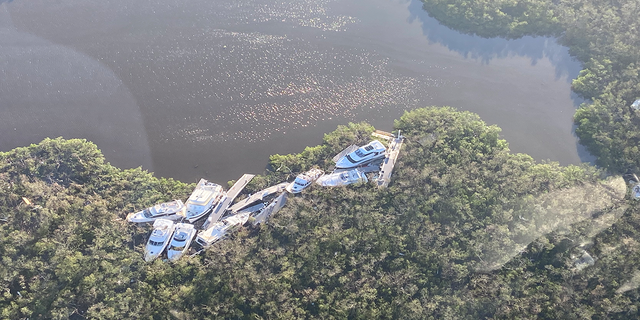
[126,131,404,262]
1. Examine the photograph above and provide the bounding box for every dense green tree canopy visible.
[1,108,638,319]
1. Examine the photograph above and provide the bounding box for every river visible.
[0,0,590,184]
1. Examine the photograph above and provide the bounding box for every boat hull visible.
[144,219,176,262]
[167,223,197,262]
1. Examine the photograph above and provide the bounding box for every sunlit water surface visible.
[1,0,589,183]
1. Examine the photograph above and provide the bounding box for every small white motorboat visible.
[144,219,176,262]
[316,168,368,187]
[185,179,226,222]
[166,223,197,262]
[335,140,386,169]
[126,200,186,223]
[195,212,250,247]
[286,168,324,194]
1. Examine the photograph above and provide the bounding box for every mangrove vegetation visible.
[2,107,639,319]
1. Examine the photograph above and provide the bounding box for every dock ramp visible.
[202,174,255,229]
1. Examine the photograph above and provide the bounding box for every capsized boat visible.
[185,179,226,222]
[229,182,289,213]
[252,192,288,226]
[316,168,368,187]
[166,223,197,261]
[335,140,386,169]
[126,200,186,223]
[286,168,324,194]
[144,219,176,262]
[195,212,250,247]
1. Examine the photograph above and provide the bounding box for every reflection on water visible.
[0,3,153,170]
[3,0,586,183]
[404,0,582,81]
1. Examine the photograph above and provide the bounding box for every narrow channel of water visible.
[0,0,589,183]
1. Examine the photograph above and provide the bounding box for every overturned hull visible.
[230,182,289,213]
[252,192,288,226]
[196,212,250,247]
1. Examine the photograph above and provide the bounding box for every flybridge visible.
[126,130,404,262]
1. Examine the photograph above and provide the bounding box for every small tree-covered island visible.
[2,107,640,319]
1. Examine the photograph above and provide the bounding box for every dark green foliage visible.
[0,138,193,319]
[1,110,636,319]
[420,0,563,39]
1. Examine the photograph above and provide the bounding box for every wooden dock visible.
[375,133,404,188]
[371,130,394,141]
[202,174,255,229]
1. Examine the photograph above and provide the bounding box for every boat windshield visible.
[143,209,154,218]
[149,240,165,246]
[354,149,367,157]
[169,245,185,251]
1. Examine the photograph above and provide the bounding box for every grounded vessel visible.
[286,168,324,194]
[185,179,225,222]
[167,223,197,261]
[126,200,186,223]
[316,168,368,187]
[195,212,250,247]
[335,140,386,169]
[144,219,176,262]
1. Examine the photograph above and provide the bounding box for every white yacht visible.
[286,168,324,194]
[166,223,197,261]
[185,179,226,222]
[316,168,368,187]
[335,140,386,169]
[126,200,186,223]
[144,219,176,262]
[195,212,250,247]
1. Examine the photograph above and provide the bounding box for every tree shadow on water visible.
[405,0,583,84]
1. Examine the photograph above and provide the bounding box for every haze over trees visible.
[2,107,639,319]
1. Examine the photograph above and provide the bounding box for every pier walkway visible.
[375,133,404,188]
[203,174,254,229]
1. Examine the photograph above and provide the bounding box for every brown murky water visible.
[0,0,589,184]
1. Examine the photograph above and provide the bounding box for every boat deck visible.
[332,144,358,163]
